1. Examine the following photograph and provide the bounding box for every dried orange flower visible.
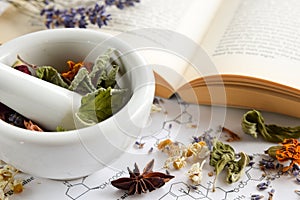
[61,61,83,81]
[24,120,43,132]
[275,138,300,172]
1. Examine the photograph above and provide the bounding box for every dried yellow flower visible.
[157,139,173,150]
[173,157,186,170]
[186,142,209,159]
[0,162,23,200]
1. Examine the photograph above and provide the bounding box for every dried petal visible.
[61,61,83,81]
[143,159,154,173]
[157,139,173,150]
[110,177,134,190]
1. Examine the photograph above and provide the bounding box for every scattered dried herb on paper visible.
[221,127,241,142]
[265,138,300,172]
[0,162,23,200]
[241,110,300,143]
[209,140,250,191]
[110,159,174,195]
[157,139,209,170]
[186,160,206,185]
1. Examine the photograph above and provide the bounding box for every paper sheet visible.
[7,97,300,200]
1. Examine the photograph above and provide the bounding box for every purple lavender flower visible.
[40,0,140,29]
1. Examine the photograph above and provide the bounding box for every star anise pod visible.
[111,159,174,195]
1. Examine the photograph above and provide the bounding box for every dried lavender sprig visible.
[5,0,140,28]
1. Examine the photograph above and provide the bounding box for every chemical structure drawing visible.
[135,97,199,148]
[158,154,285,200]
[63,177,100,200]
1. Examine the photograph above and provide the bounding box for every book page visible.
[101,0,223,91]
[202,0,300,90]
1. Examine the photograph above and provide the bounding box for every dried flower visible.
[172,157,186,170]
[151,104,162,113]
[268,189,275,200]
[7,112,26,129]
[24,120,44,132]
[193,129,215,151]
[265,138,300,172]
[251,194,264,200]
[134,141,145,149]
[256,180,270,190]
[110,159,174,195]
[61,61,84,81]
[186,160,206,185]
[157,139,187,169]
[186,141,210,159]
[158,139,210,170]
[7,0,140,29]
[0,163,23,199]
[157,139,173,150]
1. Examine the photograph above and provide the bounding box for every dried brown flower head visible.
[111,159,174,195]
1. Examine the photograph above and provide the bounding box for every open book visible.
[1,0,300,118]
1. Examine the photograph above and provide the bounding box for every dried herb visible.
[75,87,112,126]
[61,61,84,81]
[36,66,69,89]
[265,138,300,172]
[0,162,23,200]
[210,141,250,191]
[241,110,300,143]
[186,160,206,184]
[111,159,174,195]
[11,48,128,130]
[68,67,96,95]
[157,139,209,170]
[90,48,120,89]
[222,127,241,142]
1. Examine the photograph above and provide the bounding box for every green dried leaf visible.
[36,66,69,88]
[74,87,128,127]
[56,126,66,132]
[68,68,96,95]
[75,87,113,126]
[89,48,123,89]
[241,110,300,143]
[89,48,114,80]
[210,141,235,177]
[210,141,249,191]
[226,152,250,183]
[99,64,120,89]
